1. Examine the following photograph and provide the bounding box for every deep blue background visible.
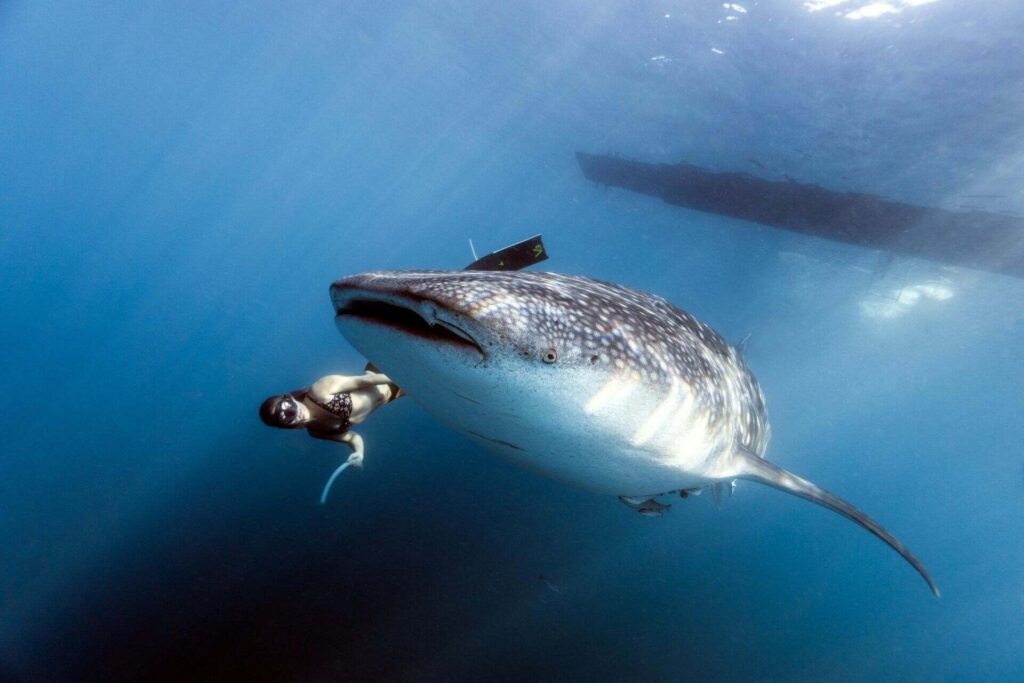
[2,1,1023,680]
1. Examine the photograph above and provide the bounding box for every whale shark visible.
[329,270,938,595]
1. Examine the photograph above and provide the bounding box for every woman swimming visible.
[259,367,402,502]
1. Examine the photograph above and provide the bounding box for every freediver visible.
[259,366,402,503]
[259,235,548,503]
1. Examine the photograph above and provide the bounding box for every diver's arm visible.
[326,429,362,452]
[311,373,393,397]
[339,431,364,467]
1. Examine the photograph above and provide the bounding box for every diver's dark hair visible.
[259,394,300,428]
[259,395,283,427]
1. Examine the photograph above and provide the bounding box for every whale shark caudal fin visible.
[736,449,939,597]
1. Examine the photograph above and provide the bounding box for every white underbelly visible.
[402,363,724,496]
[460,423,714,496]
[337,319,727,496]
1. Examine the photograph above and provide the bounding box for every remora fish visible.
[330,270,938,595]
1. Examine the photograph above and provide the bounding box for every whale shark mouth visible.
[334,297,485,358]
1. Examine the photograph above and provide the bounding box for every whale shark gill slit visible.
[466,429,525,452]
[451,390,482,405]
[336,299,484,357]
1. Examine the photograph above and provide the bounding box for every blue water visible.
[2,2,1023,680]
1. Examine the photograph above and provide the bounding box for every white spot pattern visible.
[333,270,771,455]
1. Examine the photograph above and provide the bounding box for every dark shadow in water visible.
[23,420,645,683]
[25,426,511,682]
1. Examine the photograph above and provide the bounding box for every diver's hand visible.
[319,432,365,505]
[342,432,364,465]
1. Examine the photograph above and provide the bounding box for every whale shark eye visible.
[543,348,557,364]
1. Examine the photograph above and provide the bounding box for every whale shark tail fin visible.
[736,449,939,597]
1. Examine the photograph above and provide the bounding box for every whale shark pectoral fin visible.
[618,495,671,517]
[735,449,939,597]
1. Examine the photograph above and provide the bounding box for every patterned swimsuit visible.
[309,391,353,432]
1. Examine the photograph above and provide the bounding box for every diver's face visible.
[276,395,306,428]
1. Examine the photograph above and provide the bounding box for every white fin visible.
[735,448,938,596]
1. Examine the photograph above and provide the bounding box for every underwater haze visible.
[3,1,1024,680]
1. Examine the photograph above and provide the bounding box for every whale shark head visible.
[332,270,591,368]
[329,269,938,596]
[330,269,733,378]
[330,270,766,484]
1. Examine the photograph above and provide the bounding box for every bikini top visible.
[307,391,353,432]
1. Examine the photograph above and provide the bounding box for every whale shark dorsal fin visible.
[735,447,939,597]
